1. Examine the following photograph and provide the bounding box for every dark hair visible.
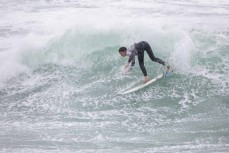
[119,47,127,52]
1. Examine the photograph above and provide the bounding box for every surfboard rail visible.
[119,73,164,95]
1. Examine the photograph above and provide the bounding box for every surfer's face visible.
[119,51,127,57]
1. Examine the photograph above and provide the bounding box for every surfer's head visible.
[119,47,127,57]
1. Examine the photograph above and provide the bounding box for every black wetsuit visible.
[127,41,165,76]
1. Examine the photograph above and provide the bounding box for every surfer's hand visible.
[144,76,149,83]
[124,63,129,69]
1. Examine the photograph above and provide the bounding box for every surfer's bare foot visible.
[144,76,149,83]
[166,65,171,72]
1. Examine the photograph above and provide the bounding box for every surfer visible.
[119,41,167,83]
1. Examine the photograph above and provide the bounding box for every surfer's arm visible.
[128,54,134,63]
[127,51,136,66]
[123,55,133,69]
[124,63,130,69]
[131,56,135,66]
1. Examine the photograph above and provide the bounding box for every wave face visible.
[0,0,229,153]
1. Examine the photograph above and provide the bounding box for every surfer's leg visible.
[138,50,147,76]
[144,42,165,66]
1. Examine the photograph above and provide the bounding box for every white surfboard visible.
[119,73,164,95]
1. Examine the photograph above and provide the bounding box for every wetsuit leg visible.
[138,50,147,76]
[144,42,165,66]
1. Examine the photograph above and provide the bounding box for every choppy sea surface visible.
[0,0,229,153]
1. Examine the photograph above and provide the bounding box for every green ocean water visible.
[0,0,229,153]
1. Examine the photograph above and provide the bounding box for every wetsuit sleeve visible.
[127,48,136,66]
[131,56,135,66]
[128,53,135,64]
